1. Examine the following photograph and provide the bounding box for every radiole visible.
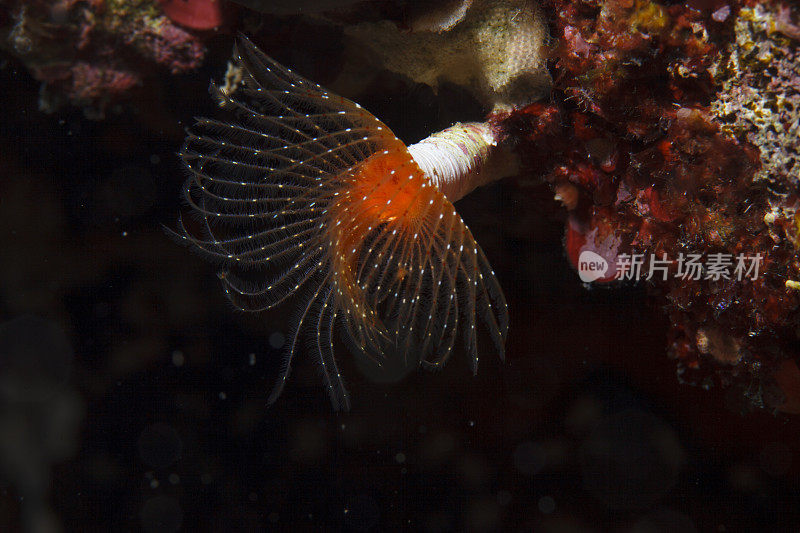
[174,35,509,409]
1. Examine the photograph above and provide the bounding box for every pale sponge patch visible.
[342,0,551,109]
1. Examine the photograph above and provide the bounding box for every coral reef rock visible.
[503,0,800,413]
[0,0,207,117]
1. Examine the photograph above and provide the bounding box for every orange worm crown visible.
[175,35,508,410]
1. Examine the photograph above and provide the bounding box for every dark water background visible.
[2,34,800,532]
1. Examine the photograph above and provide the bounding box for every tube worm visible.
[175,36,509,410]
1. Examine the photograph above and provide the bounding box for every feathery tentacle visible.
[175,35,509,408]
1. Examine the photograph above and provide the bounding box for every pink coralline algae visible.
[500,0,800,412]
[37,62,140,113]
[128,21,207,74]
[0,0,207,117]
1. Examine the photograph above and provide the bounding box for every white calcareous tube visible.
[407,122,518,202]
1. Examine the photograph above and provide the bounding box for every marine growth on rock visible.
[502,0,800,412]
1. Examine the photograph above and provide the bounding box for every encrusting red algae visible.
[501,0,800,413]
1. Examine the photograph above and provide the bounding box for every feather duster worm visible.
[175,36,508,409]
